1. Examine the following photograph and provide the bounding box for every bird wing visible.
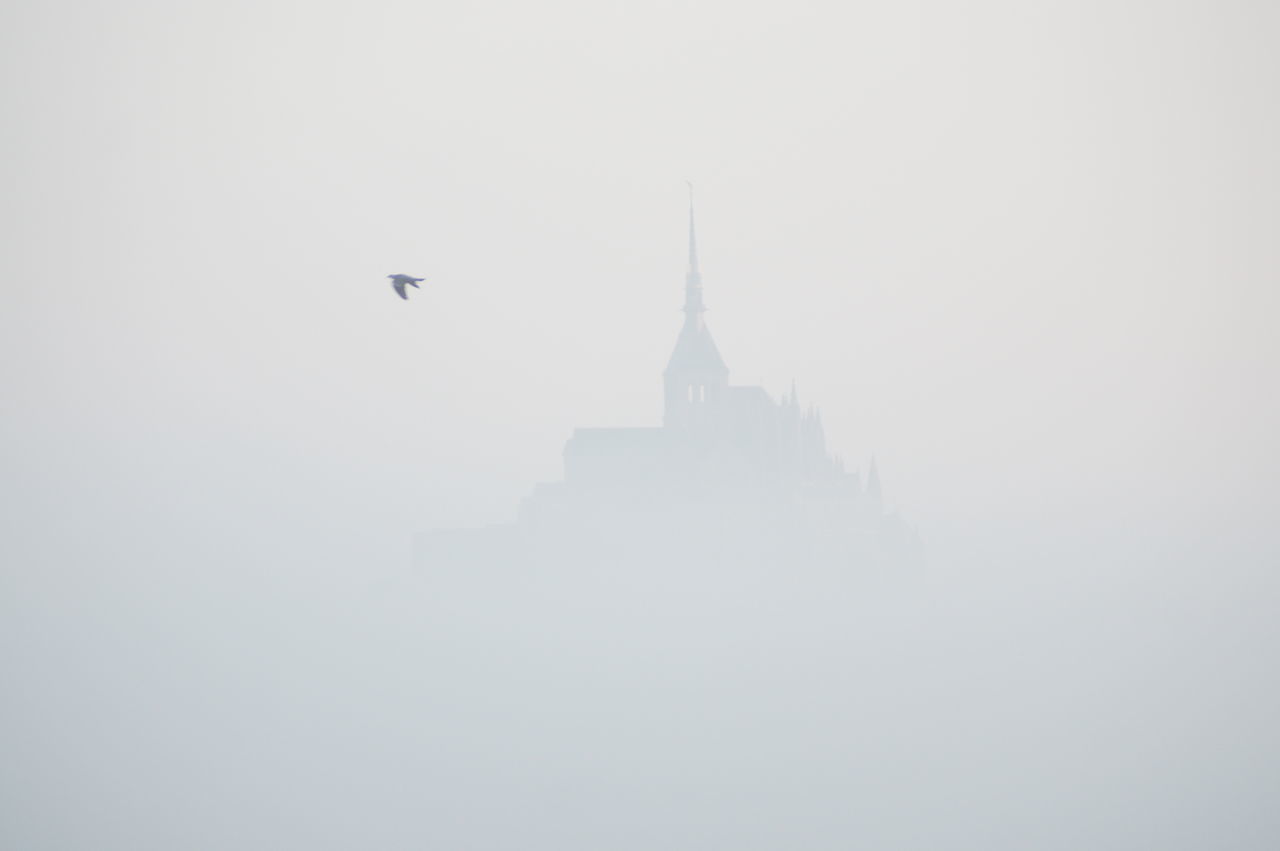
[392,279,408,299]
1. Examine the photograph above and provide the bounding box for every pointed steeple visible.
[683,182,704,316]
[665,185,726,376]
[664,186,728,427]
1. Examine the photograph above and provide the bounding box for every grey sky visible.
[4,0,1277,548]
[2,1,1278,848]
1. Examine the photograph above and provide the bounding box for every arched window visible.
[688,385,694,402]
[699,385,706,402]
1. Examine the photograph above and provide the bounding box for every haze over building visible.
[419,202,917,569]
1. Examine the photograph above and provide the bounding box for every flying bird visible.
[388,274,424,300]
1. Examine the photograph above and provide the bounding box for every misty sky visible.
[4,0,1276,556]
[2,2,1279,848]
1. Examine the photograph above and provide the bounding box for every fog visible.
[3,1,1278,848]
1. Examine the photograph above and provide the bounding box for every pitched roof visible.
[664,320,728,376]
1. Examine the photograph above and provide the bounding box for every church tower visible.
[664,193,729,428]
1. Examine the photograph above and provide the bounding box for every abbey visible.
[418,205,913,568]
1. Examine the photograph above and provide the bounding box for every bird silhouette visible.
[388,274,424,300]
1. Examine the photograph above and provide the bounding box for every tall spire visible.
[684,182,704,315]
[664,185,728,420]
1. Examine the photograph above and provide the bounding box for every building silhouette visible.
[418,202,915,569]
